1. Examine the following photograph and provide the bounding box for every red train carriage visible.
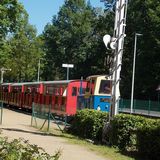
[0,83,11,104]
[41,80,87,115]
[0,80,87,115]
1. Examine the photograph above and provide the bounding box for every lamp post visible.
[62,64,74,80]
[130,33,142,113]
[156,85,160,104]
[1,68,11,83]
[37,58,42,82]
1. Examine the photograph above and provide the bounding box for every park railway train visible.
[0,75,112,116]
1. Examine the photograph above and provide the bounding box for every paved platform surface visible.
[0,108,109,160]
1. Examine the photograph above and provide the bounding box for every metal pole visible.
[130,34,137,113]
[67,67,69,80]
[37,59,40,82]
[1,70,4,83]
[130,33,142,113]
[62,64,74,80]
[101,0,128,117]
[80,76,83,95]
[0,102,3,124]
[111,0,128,117]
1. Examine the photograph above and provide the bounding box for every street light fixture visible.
[62,64,74,80]
[1,67,11,83]
[130,33,143,113]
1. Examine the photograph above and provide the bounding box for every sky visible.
[18,0,105,35]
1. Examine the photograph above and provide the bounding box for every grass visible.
[33,122,136,160]
[59,133,135,160]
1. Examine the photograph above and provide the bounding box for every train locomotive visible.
[77,75,112,112]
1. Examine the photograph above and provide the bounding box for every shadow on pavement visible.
[0,127,73,140]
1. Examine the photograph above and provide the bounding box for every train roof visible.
[42,80,76,85]
[10,82,42,86]
[86,75,111,80]
[2,80,80,86]
[0,83,12,86]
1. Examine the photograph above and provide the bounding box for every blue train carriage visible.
[77,75,112,112]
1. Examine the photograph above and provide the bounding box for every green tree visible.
[43,0,95,80]
[1,13,44,83]
[42,0,114,80]
[6,24,44,82]
[0,0,25,38]
[0,0,27,70]
[0,0,35,82]
[120,0,160,100]
[87,11,114,75]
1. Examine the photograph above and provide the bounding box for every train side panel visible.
[66,81,87,115]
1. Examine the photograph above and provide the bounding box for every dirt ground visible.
[0,108,109,160]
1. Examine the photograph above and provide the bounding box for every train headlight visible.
[97,105,101,111]
[105,105,108,109]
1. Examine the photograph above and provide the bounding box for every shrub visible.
[0,137,61,160]
[68,111,160,159]
[109,113,160,159]
[108,114,145,151]
[67,109,108,142]
[137,119,160,160]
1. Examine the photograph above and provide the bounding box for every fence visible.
[31,103,68,132]
[119,99,160,117]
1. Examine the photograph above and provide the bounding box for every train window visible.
[72,87,77,96]
[46,86,54,94]
[78,88,85,95]
[62,97,66,105]
[26,88,31,93]
[3,87,8,92]
[99,80,111,94]
[55,96,58,104]
[32,87,37,94]
[85,87,90,92]
[53,88,57,95]
[86,79,95,94]
[13,87,21,93]
[46,86,61,95]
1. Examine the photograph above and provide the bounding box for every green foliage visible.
[6,25,44,82]
[108,114,145,151]
[42,0,113,80]
[0,0,26,38]
[67,109,108,142]
[136,119,160,160]
[0,137,61,160]
[108,113,160,160]
[0,0,28,77]
[67,112,160,159]
[0,0,44,82]
[120,0,160,100]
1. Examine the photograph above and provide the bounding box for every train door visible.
[84,78,95,109]
[66,82,78,115]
